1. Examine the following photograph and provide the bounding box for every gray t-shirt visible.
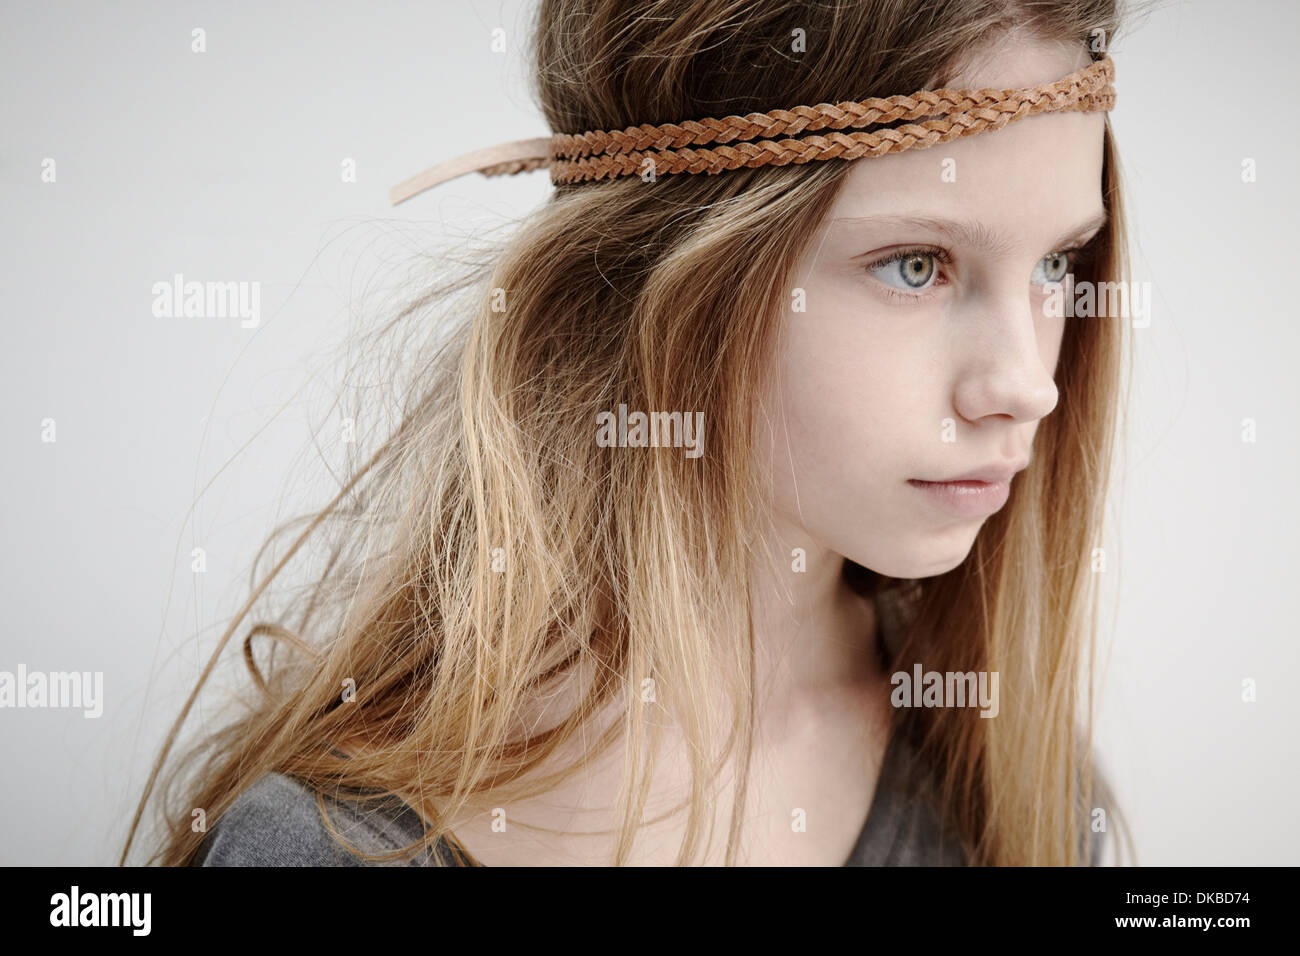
[197,727,966,866]
[196,587,1108,866]
[196,725,1109,866]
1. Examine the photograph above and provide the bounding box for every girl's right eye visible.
[866,249,947,293]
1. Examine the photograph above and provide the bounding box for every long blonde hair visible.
[125,0,1138,867]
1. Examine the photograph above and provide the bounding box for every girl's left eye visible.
[1031,251,1073,285]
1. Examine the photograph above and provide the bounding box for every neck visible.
[746,520,883,708]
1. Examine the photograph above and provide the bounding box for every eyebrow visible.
[833,209,1109,255]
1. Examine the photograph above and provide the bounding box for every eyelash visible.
[866,246,952,302]
[864,240,1099,303]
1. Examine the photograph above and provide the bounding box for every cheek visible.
[764,279,931,507]
[1038,311,1068,375]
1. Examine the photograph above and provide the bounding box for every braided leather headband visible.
[390,54,1114,206]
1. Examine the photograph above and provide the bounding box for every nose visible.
[951,287,1060,425]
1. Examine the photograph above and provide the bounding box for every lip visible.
[906,460,1028,517]
[920,459,1030,484]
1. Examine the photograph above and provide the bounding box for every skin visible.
[751,32,1106,698]
[435,34,1107,865]
[736,32,1107,860]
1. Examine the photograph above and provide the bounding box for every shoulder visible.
[196,772,459,867]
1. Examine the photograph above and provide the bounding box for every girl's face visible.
[762,37,1107,580]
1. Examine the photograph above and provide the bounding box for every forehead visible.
[824,37,1107,245]
[827,109,1106,218]
[940,30,1094,92]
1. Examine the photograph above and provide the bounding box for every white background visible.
[1,0,1296,865]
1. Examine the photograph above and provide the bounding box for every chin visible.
[856,528,980,579]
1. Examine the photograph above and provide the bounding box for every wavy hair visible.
[124,0,1139,867]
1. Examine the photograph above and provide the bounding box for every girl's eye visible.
[864,245,1085,297]
[1032,251,1072,285]
[868,251,940,291]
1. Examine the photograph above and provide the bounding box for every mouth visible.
[906,477,1012,517]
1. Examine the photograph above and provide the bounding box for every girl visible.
[125,0,1136,867]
